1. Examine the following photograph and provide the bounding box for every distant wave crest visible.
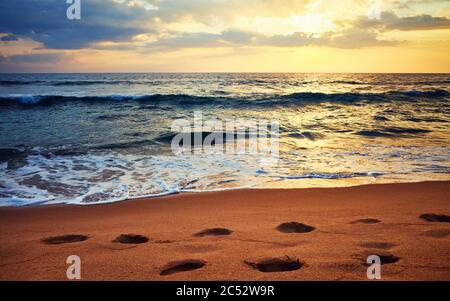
[0,90,448,106]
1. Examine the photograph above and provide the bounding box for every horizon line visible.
[1,71,450,75]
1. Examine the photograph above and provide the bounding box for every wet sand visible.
[0,181,449,280]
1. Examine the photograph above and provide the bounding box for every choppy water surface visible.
[0,73,449,206]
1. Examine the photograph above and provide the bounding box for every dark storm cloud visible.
[0,0,154,49]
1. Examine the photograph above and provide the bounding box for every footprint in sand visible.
[276,221,315,233]
[419,213,450,223]
[358,242,396,250]
[421,229,450,238]
[353,251,399,266]
[113,234,149,244]
[159,259,206,276]
[42,234,89,245]
[244,256,304,272]
[350,218,381,224]
[194,228,232,237]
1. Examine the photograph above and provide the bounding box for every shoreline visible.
[4,179,450,209]
[0,181,449,280]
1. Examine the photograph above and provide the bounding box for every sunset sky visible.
[0,0,449,72]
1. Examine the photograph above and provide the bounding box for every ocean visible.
[0,73,449,206]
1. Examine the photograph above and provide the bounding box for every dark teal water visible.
[0,73,449,206]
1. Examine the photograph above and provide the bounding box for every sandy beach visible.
[0,181,449,280]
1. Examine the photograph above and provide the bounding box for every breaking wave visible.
[0,90,448,106]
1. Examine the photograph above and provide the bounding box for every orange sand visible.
[0,181,449,280]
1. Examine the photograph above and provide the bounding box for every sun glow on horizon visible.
[0,0,449,72]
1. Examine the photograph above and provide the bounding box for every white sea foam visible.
[1,144,448,206]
